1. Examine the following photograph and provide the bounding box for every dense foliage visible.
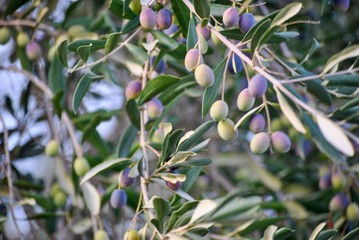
[0,0,359,239]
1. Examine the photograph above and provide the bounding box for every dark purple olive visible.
[333,0,350,12]
[110,189,127,209]
[157,8,172,30]
[119,168,135,187]
[239,13,256,33]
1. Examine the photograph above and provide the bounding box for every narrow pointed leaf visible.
[193,0,210,20]
[272,2,303,27]
[322,45,359,74]
[308,222,326,240]
[56,40,68,68]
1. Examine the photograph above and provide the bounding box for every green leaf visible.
[193,0,210,20]
[168,159,212,169]
[80,158,130,185]
[159,75,197,105]
[48,57,66,95]
[72,65,102,113]
[138,75,180,105]
[117,124,138,158]
[249,158,282,191]
[182,166,202,192]
[316,229,338,240]
[56,40,68,68]
[201,57,227,117]
[239,217,285,235]
[273,228,295,240]
[81,182,101,215]
[343,227,359,240]
[126,43,148,65]
[67,39,106,52]
[305,80,332,105]
[125,99,141,130]
[187,16,198,51]
[153,197,170,230]
[151,30,179,51]
[243,10,279,42]
[323,45,359,74]
[308,222,326,240]
[177,120,215,151]
[316,114,354,156]
[105,32,121,54]
[77,44,91,63]
[190,199,217,223]
[251,19,272,54]
[271,2,303,27]
[303,113,344,162]
[167,201,199,232]
[108,0,136,19]
[169,0,190,37]
[274,87,306,134]
[121,16,140,34]
[159,129,185,165]
[5,0,31,15]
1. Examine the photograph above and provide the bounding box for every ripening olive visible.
[119,168,135,187]
[53,191,67,207]
[250,132,270,154]
[184,49,203,71]
[110,189,127,209]
[271,131,291,153]
[125,80,142,100]
[147,98,163,119]
[73,157,90,177]
[210,100,229,121]
[26,41,42,60]
[140,8,157,30]
[223,8,239,28]
[346,203,359,221]
[333,0,350,12]
[196,23,211,41]
[237,88,255,111]
[248,74,267,98]
[194,64,215,88]
[249,114,266,133]
[331,172,347,192]
[329,193,349,212]
[129,0,141,15]
[166,180,182,191]
[228,52,243,74]
[319,173,332,190]
[217,118,237,141]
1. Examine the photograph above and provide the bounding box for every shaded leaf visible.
[193,0,210,20]
[272,2,303,27]
[151,30,179,51]
[67,39,106,52]
[169,0,190,37]
[125,99,141,130]
[187,16,198,51]
[323,45,359,74]
[105,32,121,54]
[81,182,101,215]
[177,121,215,151]
[126,43,148,65]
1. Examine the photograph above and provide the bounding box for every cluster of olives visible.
[110,167,135,209]
[319,167,359,221]
[139,7,172,31]
[223,7,256,33]
[50,183,67,207]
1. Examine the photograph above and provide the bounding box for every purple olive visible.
[228,52,243,74]
[110,189,127,209]
[196,23,211,41]
[248,74,267,98]
[239,13,256,33]
[319,173,332,190]
[140,8,157,30]
[271,131,291,153]
[147,98,163,119]
[157,8,172,30]
[125,80,142,100]
[249,114,266,133]
[26,41,42,60]
[119,168,135,187]
[329,193,349,212]
[333,0,350,12]
[166,180,182,191]
[223,8,239,28]
[151,56,166,73]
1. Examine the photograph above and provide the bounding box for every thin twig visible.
[0,19,56,37]
[0,114,24,240]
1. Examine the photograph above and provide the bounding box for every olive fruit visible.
[271,131,291,153]
[210,100,228,121]
[250,132,270,154]
[119,167,135,187]
[16,32,29,48]
[223,8,239,28]
[0,27,11,44]
[329,193,349,212]
[166,180,182,191]
[26,41,42,60]
[147,98,163,119]
[45,139,60,157]
[157,8,172,30]
[194,64,215,88]
[217,118,237,141]
[239,13,256,33]
[331,172,347,191]
[184,49,203,71]
[319,173,332,190]
[125,80,142,100]
[53,191,67,207]
[346,203,359,221]
[211,26,223,45]
[140,8,157,30]
[151,56,166,73]
[73,157,90,177]
[249,114,266,133]
[237,88,255,111]
[248,74,267,98]
[124,229,141,240]
[228,52,243,74]
[333,0,350,12]
[196,23,211,41]
[129,0,141,15]
[94,230,110,240]
[110,189,127,209]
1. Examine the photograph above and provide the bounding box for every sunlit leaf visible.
[271,2,303,27]
[81,182,100,215]
[308,222,326,240]
[323,45,359,74]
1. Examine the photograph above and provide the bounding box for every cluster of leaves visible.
[0,0,359,239]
